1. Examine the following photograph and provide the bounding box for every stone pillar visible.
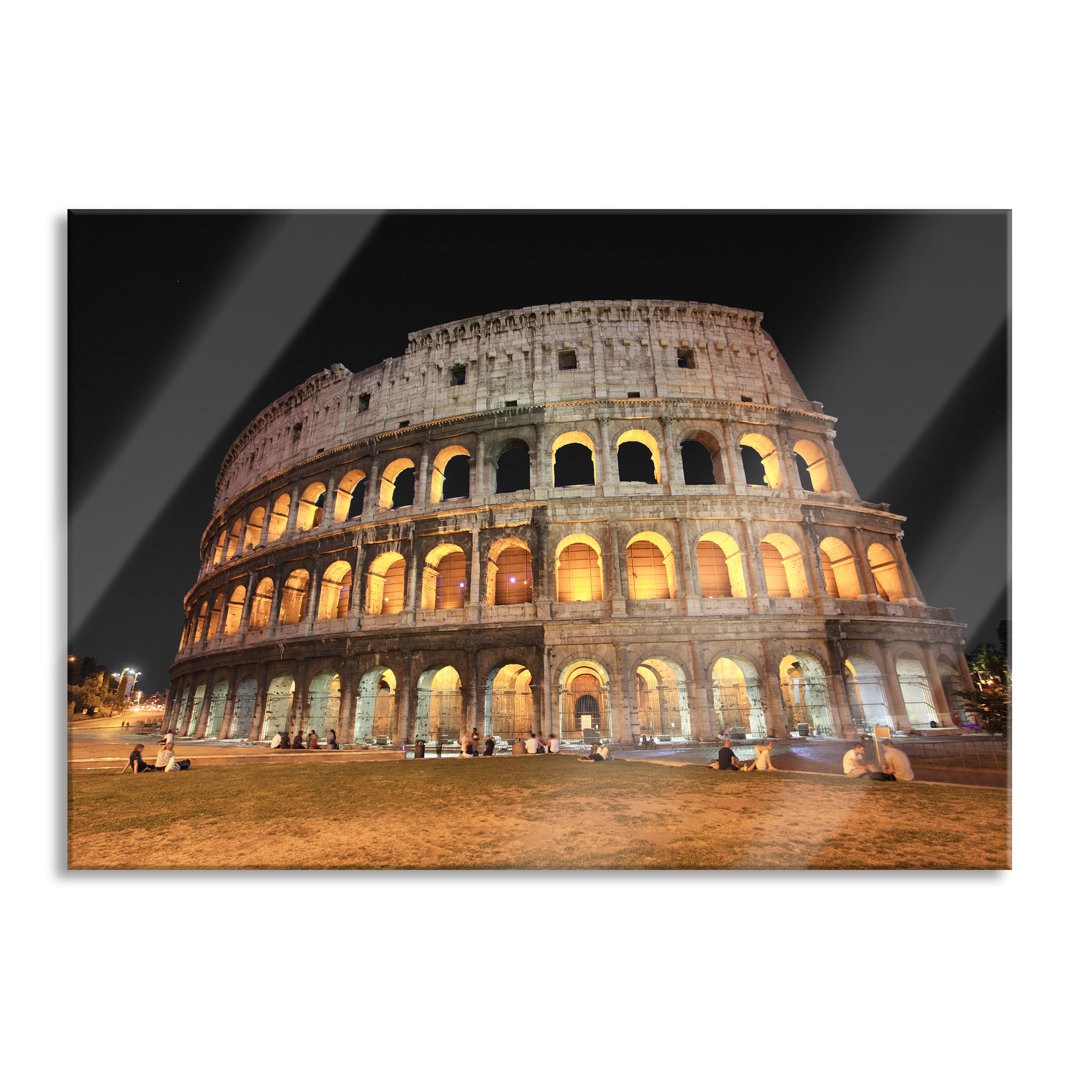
[350,540,365,621]
[894,540,925,604]
[251,664,269,741]
[610,646,631,744]
[257,496,272,547]
[363,462,380,521]
[657,417,676,491]
[283,482,301,537]
[850,528,877,599]
[266,570,284,634]
[880,647,913,732]
[238,572,256,641]
[606,521,626,603]
[596,421,616,490]
[920,646,954,726]
[760,644,788,738]
[719,420,741,491]
[395,655,415,747]
[416,445,432,512]
[473,435,487,501]
[739,521,766,609]
[220,670,238,739]
[689,641,716,740]
[468,528,482,609]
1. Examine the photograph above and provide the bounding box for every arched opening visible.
[697,531,747,598]
[173,687,190,735]
[267,493,290,543]
[296,482,327,532]
[431,445,471,502]
[244,507,265,550]
[792,438,831,493]
[495,440,530,493]
[192,600,208,644]
[680,437,721,485]
[616,429,661,484]
[365,551,407,615]
[211,529,227,566]
[845,656,891,732]
[819,537,861,599]
[226,517,243,559]
[379,458,417,510]
[635,658,690,740]
[625,531,677,600]
[486,537,534,605]
[555,535,604,603]
[712,656,766,737]
[353,666,396,745]
[739,433,782,487]
[415,665,463,744]
[261,674,295,740]
[277,569,310,625]
[896,654,936,728]
[333,469,367,521]
[868,543,905,601]
[206,593,224,639]
[558,661,609,742]
[306,670,341,739]
[186,683,206,736]
[779,654,834,735]
[248,577,274,630]
[759,533,809,597]
[485,663,534,742]
[204,679,230,738]
[230,676,258,739]
[317,560,353,620]
[552,431,595,487]
[223,585,246,636]
[936,656,968,726]
[420,544,468,610]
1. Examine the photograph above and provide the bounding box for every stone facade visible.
[165,300,972,746]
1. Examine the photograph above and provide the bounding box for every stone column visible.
[266,570,285,634]
[689,641,716,740]
[349,540,365,622]
[919,645,954,726]
[416,445,432,512]
[363,462,381,521]
[251,664,270,741]
[760,644,788,738]
[739,521,766,610]
[880,647,913,732]
[850,528,877,599]
[468,528,482,609]
[894,540,925,604]
[238,572,256,641]
[657,417,676,491]
[302,558,320,633]
[718,420,740,491]
[321,473,338,528]
[606,521,626,605]
[220,670,238,739]
[283,482,301,537]
[257,496,272,547]
[610,646,631,744]
[596,420,616,491]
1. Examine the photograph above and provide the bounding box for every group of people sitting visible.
[842,740,913,781]
[121,731,191,773]
[709,739,778,772]
[268,729,341,750]
[578,741,611,762]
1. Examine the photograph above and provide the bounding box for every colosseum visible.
[164,299,973,748]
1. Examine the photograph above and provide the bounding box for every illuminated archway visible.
[430,445,471,503]
[230,676,258,739]
[485,537,533,605]
[306,670,341,739]
[225,517,243,559]
[484,663,534,741]
[211,529,227,566]
[739,433,782,487]
[792,438,832,492]
[819,537,861,599]
[296,482,327,532]
[223,585,246,636]
[248,577,274,629]
[779,653,834,735]
[896,654,936,727]
[204,678,230,738]
[616,429,662,484]
[697,531,747,598]
[635,657,690,740]
[365,551,407,614]
[206,593,224,639]
[555,534,604,602]
[261,674,295,740]
[420,544,468,610]
[244,507,265,550]
[353,666,396,744]
[625,531,677,599]
[868,543,905,601]
[267,493,290,542]
[845,655,891,731]
[192,600,208,644]
[712,656,766,736]
[333,469,367,521]
[278,569,310,625]
[415,665,463,743]
[186,683,206,736]
[379,458,416,510]
[317,560,353,620]
[552,431,595,487]
[558,660,610,741]
[679,431,723,486]
[759,533,809,597]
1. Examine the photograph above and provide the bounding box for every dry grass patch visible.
[68,755,1010,870]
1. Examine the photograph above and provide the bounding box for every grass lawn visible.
[68,755,1010,870]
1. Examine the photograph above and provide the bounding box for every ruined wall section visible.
[213,301,818,516]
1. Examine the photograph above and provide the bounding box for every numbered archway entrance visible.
[485,663,534,742]
[559,661,610,743]
[779,654,834,735]
[712,656,767,737]
[634,658,690,741]
[415,665,463,746]
[353,666,396,745]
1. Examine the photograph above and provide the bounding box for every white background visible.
[4,2,1068,1076]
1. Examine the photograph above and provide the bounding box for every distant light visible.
[458,582,465,588]
[509,576,516,584]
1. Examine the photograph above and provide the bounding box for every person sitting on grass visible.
[750,741,778,771]
[525,732,539,754]
[291,732,304,750]
[880,739,914,781]
[842,743,875,777]
[307,731,319,750]
[154,746,191,771]
[708,739,742,771]
[121,744,154,773]
[326,729,339,750]
[578,741,610,762]
[548,732,560,754]
[269,731,284,749]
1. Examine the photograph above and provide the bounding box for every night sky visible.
[68,211,1008,694]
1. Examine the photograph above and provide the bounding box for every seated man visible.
[121,744,154,773]
[291,732,304,750]
[524,732,539,754]
[326,729,340,750]
[483,735,496,756]
[880,739,914,781]
[269,731,284,750]
[709,739,742,771]
[579,741,610,762]
[751,741,778,771]
[547,733,560,754]
[842,743,876,777]
[306,731,319,750]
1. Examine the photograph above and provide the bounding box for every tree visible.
[956,642,1010,734]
